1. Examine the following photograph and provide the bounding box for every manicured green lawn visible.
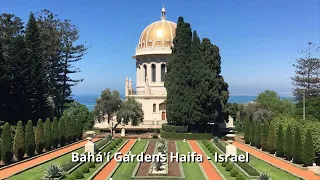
[111,139,148,179]
[219,141,300,180]
[198,141,247,180]
[10,148,84,180]
[67,139,126,179]
[176,141,206,180]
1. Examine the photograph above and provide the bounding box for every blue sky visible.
[1,0,319,96]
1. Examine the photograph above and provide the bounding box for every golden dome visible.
[134,5,177,57]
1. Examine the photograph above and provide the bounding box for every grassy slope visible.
[111,139,148,179]
[198,141,246,180]
[176,141,206,180]
[68,139,126,179]
[10,148,84,180]
[219,141,300,180]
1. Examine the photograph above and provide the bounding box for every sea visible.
[73,94,293,112]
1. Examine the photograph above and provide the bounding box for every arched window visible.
[144,64,147,82]
[159,102,166,111]
[161,64,166,82]
[151,64,156,82]
[153,103,156,112]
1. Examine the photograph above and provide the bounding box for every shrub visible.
[152,134,158,139]
[284,125,293,160]
[261,120,269,151]
[1,122,13,164]
[62,161,79,172]
[244,119,251,144]
[13,121,25,161]
[293,126,302,163]
[249,121,256,145]
[76,120,83,140]
[73,170,83,179]
[226,163,233,171]
[35,119,45,154]
[236,174,246,180]
[25,120,35,157]
[267,121,276,154]
[230,168,239,177]
[160,130,211,140]
[302,129,315,166]
[81,165,89,173]
[88,162,95,168]
[276,124,284,157]
[259,173,270,180]
[51,117,59,148]
[236,162,260,176]
[162,123,187,133]
[44,164,63,178]
[96,139,109,150]
[59,116,66,146]
[222,161,228,167]
[44,118,52,151]
[254,122,262,148]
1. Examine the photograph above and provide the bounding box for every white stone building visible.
[124,6,176,129]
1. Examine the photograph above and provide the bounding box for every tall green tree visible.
[59,20,88,116]
[94,89,122,130]
[261,120,269,151]
[244,118,251,144]
[165,17,192,126]
[76,120,84,140]
[44,118,52,151]
[249,120,256,145]
[291,42,320,120]
[64,101,93,131]
[35,119,44,154]
[284,125,293,160]
[302,130,315,166]
[51,117,59,148]
[116,97,144,128]
[293,126,303,163]
[267,121,276,154]
[59,116,66,146]
[1,122,13,163]
[200,38,229,124]
[25,120,35,156]
[276,124,284,157]
[64,114,72,143]
[25,13,51,121]
[254,122,262,148]
[13,121,25,160]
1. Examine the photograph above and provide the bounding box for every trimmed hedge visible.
[236,174,245,180]
[213,141,226,153]
[162,123,187,133]
[160,130,211,139]
[230,168,239,177]
[236,162,260,176]
[62,161,79,172]
[95,139,109,150]
[226,163,233,171]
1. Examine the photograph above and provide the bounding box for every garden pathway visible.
[188,140,223,180]
[93,139,136,180]
[233,141,320,180]
[0,138,100,179]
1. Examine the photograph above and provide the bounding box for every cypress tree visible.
[302,130,315,166]
[25,120,35,156]
[13,121,25,160]
[267,121,276,154]
[44,118,52,151]
[293,126,303,163]
[276,124,284,157]
[254,122,262,148]
[65,115,72,143]
[1,122,13,164]
[261,120,269,151]
[25,12,50,121]
[76,120,84,140]
[284,125,293,160]
[244,119,251,144]
[51,117,59,148]
[165,17,192,125]
[249,121,256,145]
[35,119,44,154]
[59,116,66,146]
